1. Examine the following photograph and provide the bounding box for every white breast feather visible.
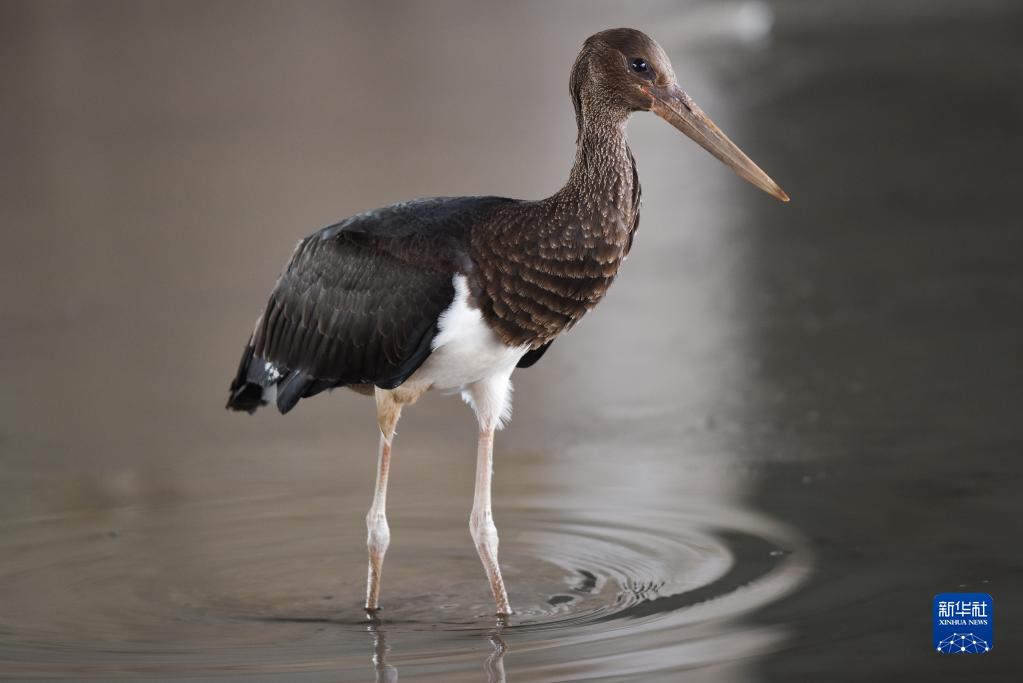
[412,275,527,392]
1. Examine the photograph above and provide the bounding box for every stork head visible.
[571,28,788,202]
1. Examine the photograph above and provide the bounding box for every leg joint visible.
[469,512,498,548]
[366,512,390,552]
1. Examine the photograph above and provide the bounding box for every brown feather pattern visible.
[470,103,641,348]
[227,28,654,413]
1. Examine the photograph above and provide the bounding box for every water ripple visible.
[0,496,808,680]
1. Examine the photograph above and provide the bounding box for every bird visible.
[226,28,787,617]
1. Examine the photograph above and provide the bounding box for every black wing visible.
[516,340,553,368]
[227,196,516,414]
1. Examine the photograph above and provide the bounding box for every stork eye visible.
[629,58,649,74]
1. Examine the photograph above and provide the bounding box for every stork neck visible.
[474,104,640,350]
[558,106,637,223]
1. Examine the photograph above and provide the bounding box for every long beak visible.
[648,84,789,202]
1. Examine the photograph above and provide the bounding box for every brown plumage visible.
[471,106,641,346]
[226,28,787,616]
[228,29,668,414]
[470,30,653,347]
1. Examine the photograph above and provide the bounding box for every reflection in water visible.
[484,631,509,683]
[368,621,399,683]
[0,495,805,679]
[367,619,507,683]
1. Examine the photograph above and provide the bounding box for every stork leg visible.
[365,388,404,612]
[466,371,514,615]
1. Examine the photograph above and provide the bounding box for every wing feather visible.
[227,195,518,413]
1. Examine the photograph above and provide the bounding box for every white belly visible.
[409,275,528,391]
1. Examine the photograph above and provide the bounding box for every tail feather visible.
[226,343,268,413]
[275,371,314,414]
[226,341,340,414]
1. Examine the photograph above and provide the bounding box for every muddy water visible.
[2,1,1021,681]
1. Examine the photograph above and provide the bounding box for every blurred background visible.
[1,1,1021,681]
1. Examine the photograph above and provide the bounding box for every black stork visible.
[227,28,787,616]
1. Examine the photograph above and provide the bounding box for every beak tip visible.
[768,183,790,202]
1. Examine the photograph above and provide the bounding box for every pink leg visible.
[366,389,403,612]
[365,432,392,611]
[465,371,514,615]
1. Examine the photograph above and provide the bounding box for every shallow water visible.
[0,495,805,680]
[2,1,1022,681]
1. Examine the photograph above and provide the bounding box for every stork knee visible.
[470,512,499,552]
[366,511,390,558]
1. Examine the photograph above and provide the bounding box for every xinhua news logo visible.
[933,593,993,654]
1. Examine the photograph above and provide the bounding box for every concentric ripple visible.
[0,494,808,680]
